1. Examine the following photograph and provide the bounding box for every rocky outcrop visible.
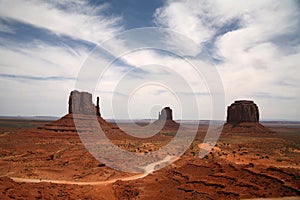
[40,90,138,140]
[41,91,108,132]
[158,107,173,121]
[223,100,274,134]
[155,107,179,131]
[68,90,100,116]
[226,100,259,124]
[96,97,101,117]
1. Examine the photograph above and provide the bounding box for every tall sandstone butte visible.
[155,107,179,131]
[158,107,173,121]
[68,90,100,116]
[226,100,259,124]
[223,100,274,134]
[40,90,117,134]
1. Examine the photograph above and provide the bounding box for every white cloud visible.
[0,39,92,116]
[154,1,215,45]
[92,49,214,119]
[154,0,300,120]
[0,0,125,116]
[0,0,122,44]
[0,40,88,77]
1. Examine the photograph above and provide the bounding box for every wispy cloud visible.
[154,0,300,120]
[0,0,125,116]
[0,0,122,44]
[0,73,75,81]
[251,92,295,100]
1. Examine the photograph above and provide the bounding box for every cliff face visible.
[68,90,100,116]
[158,107,173,121]
[226,100,259,124]
[155,107,179,131]
[223,100,274,134]
[40,91,134,139]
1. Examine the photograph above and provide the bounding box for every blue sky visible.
[0,0,299,120]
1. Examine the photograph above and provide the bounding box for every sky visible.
[0,0,299,121]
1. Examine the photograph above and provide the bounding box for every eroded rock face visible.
[226,100,259,124]
[68,90,100,116]
[158,107,173,120]
[96,97,101,117]
[155,107,179,131]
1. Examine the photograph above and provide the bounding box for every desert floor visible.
[0,117,299,199]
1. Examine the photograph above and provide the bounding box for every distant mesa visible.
[223,100,274,134]
[154,107,179,131]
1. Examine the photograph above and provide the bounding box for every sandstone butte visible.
[40,90,175,141]
[222,100,274,134]
[42,91,273,135]
[39,90,140,140]
[154,107,180,131]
